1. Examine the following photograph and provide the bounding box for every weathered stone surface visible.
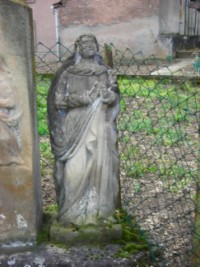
[48,34,120,227]
[50,222,122,245]
[0,0,42,249]
[0,244,138,267]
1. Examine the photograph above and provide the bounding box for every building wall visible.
[59,0,171,58]
[27,0,183,58]
[60,0,159,26]
[27,0,57,52]
[159,0,181,34]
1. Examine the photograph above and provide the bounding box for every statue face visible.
[79,39,97,58]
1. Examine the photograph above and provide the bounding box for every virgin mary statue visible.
[48,34,120,226]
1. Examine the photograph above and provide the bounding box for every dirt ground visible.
[41,132,197,266]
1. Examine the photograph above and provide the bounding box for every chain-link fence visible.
[35,42,200,267]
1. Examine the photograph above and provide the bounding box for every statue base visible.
[50,221,122,246]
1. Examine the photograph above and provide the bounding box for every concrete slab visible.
[151,59,194,76]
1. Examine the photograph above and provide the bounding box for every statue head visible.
[74,34,99,60]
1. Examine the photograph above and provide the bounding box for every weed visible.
[113,210,161,262]
[152,127,187,146]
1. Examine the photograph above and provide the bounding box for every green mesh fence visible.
[35,42,200,267]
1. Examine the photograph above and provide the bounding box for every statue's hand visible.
[89,88,99,102]
[102,90,116,105]
[88,81,101,102]
[110,83,118,92]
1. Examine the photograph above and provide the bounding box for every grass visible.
[36,74,54,178]
[112,210,162,262]
[36,74,52,136]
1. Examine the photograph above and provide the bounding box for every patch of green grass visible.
[37,204,58,245]
[123,161,148,178]
[40,140,52,155]
[123,161,158,178]
[118,76,199,105]
[40,140,54,175]
[118,112,154,134]
[44,204,58,215]
[120,143,158,178]
[118,77,161,97]
[172,110,188,123]
[113,210,161,262]
[36,74,54,175]
[168,175,194,193]
[154,159,197,191]
[120,135,131,144]
[120,99,126,112]
[152,127,187,146]
[36,74,53,136]
[37,223,50,244]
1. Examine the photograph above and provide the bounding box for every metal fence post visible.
[104,43,113,68]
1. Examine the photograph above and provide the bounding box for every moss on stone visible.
[50,221,122,246]
[37,204,58,244]
[44,204,58,215]
[37,223,50,244]
[111,210,163,261]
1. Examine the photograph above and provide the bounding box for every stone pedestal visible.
[50,221,122,246]
[0,0,42,250]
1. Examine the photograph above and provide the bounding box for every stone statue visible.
[48,34,120,226]
[0,57,23,165]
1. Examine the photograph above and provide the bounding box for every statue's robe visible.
[48,59,120,225]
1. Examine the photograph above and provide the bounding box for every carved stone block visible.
[0,0,42,250]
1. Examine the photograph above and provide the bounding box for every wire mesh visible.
[35,42,200,267]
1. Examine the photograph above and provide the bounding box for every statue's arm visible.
[55,89,97,109]
[54,74,99,108]
[65,92,93,107]
[102,89,119,106]
[101,80,119,106]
